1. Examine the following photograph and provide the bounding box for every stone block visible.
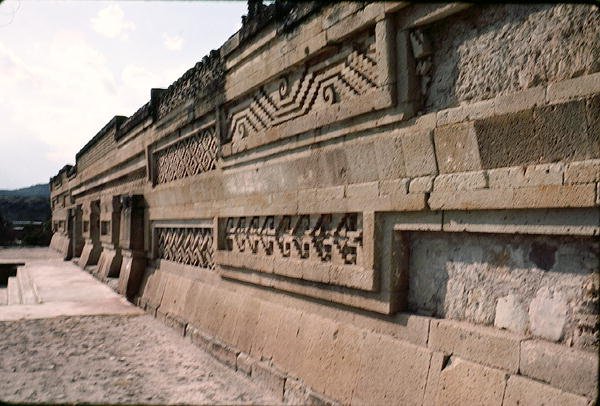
[270,307,304,374]
[495,86,546,115]
[443,208,600,236]
[503,375,589,406]
[428,319,522,372]
[534,100,599,162]
[236,352,254,375]
[322,324,365,403]
[435,357,508,406]
[401,129,438,176]
[345,181,379,200]
[352,332,431,405]
[423,351,449,406]
[494,294,528,334]
[373,134,406,180]
[433,122,482,173]
[283,376,310,405]
[379,178,409,196]
[547,72,600,103]
[520,339,599,398]
[252,361,286,401]
[208,339,238,369]
[528,286,568,341]
[523,163,564,186]
[564,159,600,184]
[433,171,487,192]
[474,109,537,168]
[250,302,285,360]
[409,175,434,193]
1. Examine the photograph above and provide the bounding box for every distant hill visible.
[0,183,51,222]
[0,183,50,198]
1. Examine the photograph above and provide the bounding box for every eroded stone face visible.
[408,232,599,348]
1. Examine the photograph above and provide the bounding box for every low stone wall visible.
[49,2,599,404]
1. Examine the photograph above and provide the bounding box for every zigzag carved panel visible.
[156,227,214,269]
[154,127,217,185]
[224,31,378,149]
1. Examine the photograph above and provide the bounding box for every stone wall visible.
[50,2,599,405]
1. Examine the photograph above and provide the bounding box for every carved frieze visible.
[222,28,395,154]
[156,226,214,269]
[153,126,218,185]
[216,212,376,291]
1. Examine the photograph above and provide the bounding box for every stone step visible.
[0,288,7,305]
[7,276,22,305]
[16,267,39,305]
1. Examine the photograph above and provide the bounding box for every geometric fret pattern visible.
[225,32,377,147]
[156,227,214,269]
[154,126,217,185]
[224,213,363,266]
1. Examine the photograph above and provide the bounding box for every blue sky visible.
[0,0,247,189]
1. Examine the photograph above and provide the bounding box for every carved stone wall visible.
[153,126,218,185]
[156,226,214,269]
[49,3,599,405]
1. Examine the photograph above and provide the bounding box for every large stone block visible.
[433,122,482,173]
[534,99,599,162]
[352,332,431,405]
[503,375,589,406]
[520,339,599,399]
[428,319,522,372]
[435,357,507,406]
[475,109,537,169]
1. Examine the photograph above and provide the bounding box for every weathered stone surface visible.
[433,122,482,173]
[352,332,431,405]
[494,294,528,334]
[435,357,508,406]
[251,361,286,401]
[528,286,568,341]
[428,319,522,372]
[46,3,600,404]
[520,339,599,398]
[503,375,590,406]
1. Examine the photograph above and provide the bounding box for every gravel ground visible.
[0,314,278,405]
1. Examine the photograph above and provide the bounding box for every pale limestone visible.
[433,171,487,191]
[503,375,590,406]
[428,319,522,372]
[409,175,434,193]
[435,357,508,406]
[520,339,599,398]
[494,294,528,334]
[547,71,600,103]
[528,286,568,341]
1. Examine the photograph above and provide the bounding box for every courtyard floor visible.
[0,247,277,405]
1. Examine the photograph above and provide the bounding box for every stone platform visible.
[0,247,277,405]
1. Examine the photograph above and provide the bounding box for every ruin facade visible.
[49,3,599,404]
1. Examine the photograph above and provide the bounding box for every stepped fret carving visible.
[156,227,214,269]
[154,127,217,185]
[225,32,378,146]
[224,213,363,266]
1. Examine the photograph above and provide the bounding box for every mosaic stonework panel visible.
[154,126,218,185]
[223,29,388,152]
[216,212,376,292]
[223,213,363,266]
[156,227,214,269]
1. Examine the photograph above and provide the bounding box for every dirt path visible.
[0,314,278,405]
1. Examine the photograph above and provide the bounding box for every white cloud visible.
[163,33,184,51]
[91,3,135,39]
[0,31,142,169]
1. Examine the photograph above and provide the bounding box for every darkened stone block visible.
[475,109,537,169]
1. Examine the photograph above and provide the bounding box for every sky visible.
[0,0,248,189]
